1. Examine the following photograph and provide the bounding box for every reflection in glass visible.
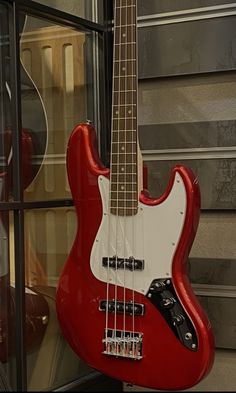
[0,3,11,203]
[20,15,94,201]
[24,207,93,390]
[0,3,17,390]
[31,0,98,22]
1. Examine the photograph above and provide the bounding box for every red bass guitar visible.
[56,0,214,390]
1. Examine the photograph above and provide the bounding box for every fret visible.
[114,42,136,45]
[116,5,136,9]
[111,173,137,177]
[111,149,137,156]
[111,198,138,204]
[113,91,137,106]
[111,149,137,152]
[115,4,136,26]
[110,207,138,217]
[113,75,136,89]
[111,157,137,162]
[111,195,137,201]
[110,199,137,202]
[114,59,136,63]
[111,202,138,209]
[112,131,136,143]
[111,150,137,159]
[111,182,137,185]
[112,130,136,133]
[111,184,137,193]
[113,77,136,91]
[116,0,136,7]
[112,118,137,131]
[111,166,137,173]
[113,105,136,117]
[115,24,136,28]
[111,175,137,178]
[113,89,136,92]
[111,174,137,182]
[110,203,138,213]
[111,188,137,193]
[114,75,136,78]
[113,141,136,142]
[114,46,136,62]
[113,117,136,120]
[116,5,136,7]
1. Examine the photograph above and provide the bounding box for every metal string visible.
[105,0,119,352]
[113,0,123,354]
[131,0,137,357]
[122,0,129,355]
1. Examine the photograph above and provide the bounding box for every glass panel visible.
[138,0,236,16]
[0,3,17,389]
[139,121,236,151]
[30,0,100,23]
[195,295,236,349]
[0,210,17,390]
[138,74,236,209]
[138,17,236,78]
[143,159,236,209]
[139,74,236,126]
[0,3,11,203]
[20,15,97,201]
[24,207,93,391]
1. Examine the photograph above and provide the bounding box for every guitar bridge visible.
[102,329,143,360]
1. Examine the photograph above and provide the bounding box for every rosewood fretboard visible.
[110,0,138,216]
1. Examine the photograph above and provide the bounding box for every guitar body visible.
[56,123,214,390]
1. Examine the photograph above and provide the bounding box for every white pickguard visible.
[90,173,187,295]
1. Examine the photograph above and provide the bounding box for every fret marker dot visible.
[121,186,125,190]
[121,146,125,151]
[122,33,126,37]
[128,110,132,114]
[115,110,119,115]
[121,167,124,172]
[122,67,126,71]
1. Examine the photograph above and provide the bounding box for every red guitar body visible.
[56,123,214,391]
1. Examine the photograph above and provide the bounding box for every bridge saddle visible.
[103,329,143,360]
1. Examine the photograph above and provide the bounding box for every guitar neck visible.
[110,0,138,217]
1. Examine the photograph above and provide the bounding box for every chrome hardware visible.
[103,329,143,360]
[185,332,193,341]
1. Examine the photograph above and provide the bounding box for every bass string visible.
[122,0,128,346]
[106,0,138,356]
[113,0,123,353]
[105,0,119,350]
[131,0,137,355]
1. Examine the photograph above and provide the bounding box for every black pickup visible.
[102,257,144,271]
[99,300,145,316]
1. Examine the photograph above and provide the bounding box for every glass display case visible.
[2,0,236,391]
[0,0,112,391]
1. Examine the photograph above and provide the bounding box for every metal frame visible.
[142,146,236,162]
[138,3,236,27]
[0,0,113,391]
